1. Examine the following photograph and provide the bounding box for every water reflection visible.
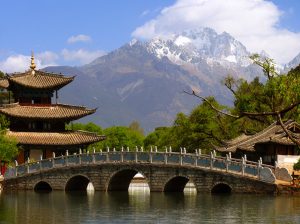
[1,189,300,224]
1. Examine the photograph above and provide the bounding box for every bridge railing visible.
[4,149,279,184]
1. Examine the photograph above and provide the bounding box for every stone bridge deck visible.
[3,149,291,193]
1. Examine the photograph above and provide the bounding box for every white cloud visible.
[140,10,150,17]
[132,0,300,64]
[0,52,59,73]
[36,51,59,65]
[61,49,106,64]
[67,34,91,44]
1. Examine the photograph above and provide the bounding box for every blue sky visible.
[0,0,300,72]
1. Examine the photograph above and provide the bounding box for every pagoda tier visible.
[7,130,105,146]
[0,103,96,121]
[0,70,74,90]
[0,52,105,164]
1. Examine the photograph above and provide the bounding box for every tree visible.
[185,55,300,147]
[99,126,144,150]
[66,122,103,134]
[0,134,19,162]
[128,120,144,136]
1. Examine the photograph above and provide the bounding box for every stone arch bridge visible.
[3,149,290,194]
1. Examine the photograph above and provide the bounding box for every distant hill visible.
[45,27,300,132]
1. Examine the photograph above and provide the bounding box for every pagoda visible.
[0,53,105,164]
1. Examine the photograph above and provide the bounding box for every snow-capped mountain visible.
[285,52,300,71]
[45,27,267,132]
[145,28,252,67]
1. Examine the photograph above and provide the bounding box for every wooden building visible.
[0,53,105,164]
[216,120,300,165]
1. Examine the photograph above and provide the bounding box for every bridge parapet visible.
[4,148,282,184]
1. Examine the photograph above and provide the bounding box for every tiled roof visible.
[4,70,74,89]
[0,78,9,88]
[0,103,96,120]
[7,130,105,146]
[216,120,300,152]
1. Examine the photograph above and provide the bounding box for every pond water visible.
[0,185,300,224]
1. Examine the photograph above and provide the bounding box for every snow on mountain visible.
[145,27,251,68]
[285,52,300,71]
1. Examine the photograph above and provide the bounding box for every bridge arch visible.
[107,169,149,191]
[34,181,52,192]
[163,175,196,192]
[211,182,232,194]
[65,174,91,191]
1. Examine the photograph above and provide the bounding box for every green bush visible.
[293,158,300,171]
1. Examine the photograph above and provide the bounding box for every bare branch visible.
[183,90,240,118]
[276,113,300,146]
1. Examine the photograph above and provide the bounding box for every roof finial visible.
[30,51,36,75]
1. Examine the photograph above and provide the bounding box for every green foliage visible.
[128,120,144,136]
[66,122,103,134]
[99,126,144,150]
[0,115,9,130]
[0,70,4,78]
[0,134,19,162]
[142,55,300,152]
[293,158,300,171]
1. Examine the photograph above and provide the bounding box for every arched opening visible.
[184,181,197,194]
[164,176,190,192]
[129,172,150,193]
[108,170,149,192]
[65,175,90,191]
[34,181,52,192]
[211,183,232,194]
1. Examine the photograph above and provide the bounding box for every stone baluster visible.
[150,146,153,164]
[39,155,43,170]
[180,148,183,166]
[15,160,18,177]
[155,146,158,152]
[169,146,172,153]
[164,147,168,164]
[113,148,116,152]
[194,149,198,166]
[121,146,124,162]
[198,148,201,155]
[183,147,187,154]
[99,149,102,155]
[106,147,110,162]
[229,152,231,159]
[241,157,245,176]
[27,157,30,173]
[135,146,138,163]
[79,152,82,165]
[92,151,96,164]
[225,154,229,172]
[210,151,214,170]
[141,147,144,152]
[127,147,129,152]
[52,153,55,168]
[65,150,69,167]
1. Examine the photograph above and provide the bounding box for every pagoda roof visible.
[0,103,96,120]
[7,130,105,146]
[0,78,9,88]
[215,120,300,153]
[4,70,75,90]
